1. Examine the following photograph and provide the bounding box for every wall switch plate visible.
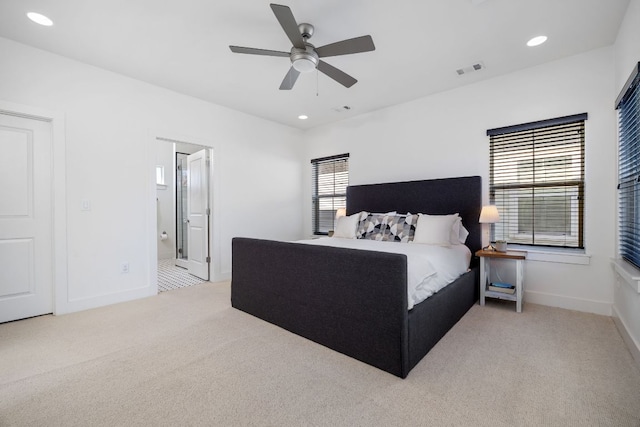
[121,262,129,273]
[81,199,91,211]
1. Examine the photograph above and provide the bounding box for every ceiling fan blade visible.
[229,46,290,57]
[316,35,375,58]
[279,67,301,90]
[270,4,306,49]
[317,61,357,88]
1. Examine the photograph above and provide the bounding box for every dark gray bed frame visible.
[231,176,481,378]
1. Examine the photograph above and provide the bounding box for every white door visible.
[0,113,53,323]
[187,149,209,280]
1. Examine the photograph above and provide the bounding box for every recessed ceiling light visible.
[298,115,308,120]
[27,12,53,26]
[527,35,547,47]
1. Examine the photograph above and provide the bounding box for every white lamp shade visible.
[292,57,316,73]
[335,208,347,219]
[479,205,500,223]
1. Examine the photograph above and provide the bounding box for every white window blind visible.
[617,62,640,269]
[487,114,587,248]
[311,154,349,235]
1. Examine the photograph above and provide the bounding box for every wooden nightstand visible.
[475,249,527,312]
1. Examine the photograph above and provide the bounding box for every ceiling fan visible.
[229,3,375,90]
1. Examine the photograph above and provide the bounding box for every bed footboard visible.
[231,237,410,377]
[406,267,478,373]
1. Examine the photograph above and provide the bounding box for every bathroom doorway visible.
[156,138,211,292]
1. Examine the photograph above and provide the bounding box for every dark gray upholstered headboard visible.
[346,176,482,260]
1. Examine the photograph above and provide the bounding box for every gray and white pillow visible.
[384,214,419,242]
[357,213,388,240]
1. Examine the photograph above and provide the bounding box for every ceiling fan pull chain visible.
[316,69,319,96]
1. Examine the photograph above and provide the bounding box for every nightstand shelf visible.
[484,289,518,302]
[475,249,526,312]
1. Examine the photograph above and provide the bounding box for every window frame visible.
[487,113,587,250]
[616,62,640,269]
[311,153,349,236]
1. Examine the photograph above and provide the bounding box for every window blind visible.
[487,114,586,248]
[617,62,640,269]
[311,153,349,235]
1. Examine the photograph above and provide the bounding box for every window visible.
[617,62,640,269]
[487,114,587,248]
[311,154,349,235]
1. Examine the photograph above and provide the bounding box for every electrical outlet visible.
[121,262,129,274]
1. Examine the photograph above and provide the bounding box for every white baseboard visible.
[56,285,156,315]
[524,290,612,316]
[612,306,640,369]
[215,271,231,282]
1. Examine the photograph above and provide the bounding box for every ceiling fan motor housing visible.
[298,23,314,39]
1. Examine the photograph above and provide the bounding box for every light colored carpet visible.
[1,281,639,426]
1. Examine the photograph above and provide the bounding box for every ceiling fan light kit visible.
[229,3,375,90]
[291,45,318,73]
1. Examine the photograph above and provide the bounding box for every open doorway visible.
[156,138,211,292]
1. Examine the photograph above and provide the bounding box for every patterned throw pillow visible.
[384,214,419,242]
[357,213,388,240]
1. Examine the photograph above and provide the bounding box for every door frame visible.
[148,130,220,290]
[0,100,68,315]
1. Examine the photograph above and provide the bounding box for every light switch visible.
[81,199,91,211]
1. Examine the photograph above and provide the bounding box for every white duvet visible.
[296,238,471,310]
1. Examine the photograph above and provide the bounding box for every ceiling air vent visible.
[332,105,352,113]
[456,62,485,76]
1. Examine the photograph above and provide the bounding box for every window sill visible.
[506,244,590,265]
[611,258,640,293]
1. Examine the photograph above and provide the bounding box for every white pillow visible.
[413,213,459,245]
[450,216,470,244]
[333,212,363,239]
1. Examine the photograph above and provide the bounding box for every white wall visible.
[303,47,617,315]
[613,0,640,364]
[156,140,174,260]
[0,37,304,314]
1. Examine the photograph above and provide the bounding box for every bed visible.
[231,175,481,378]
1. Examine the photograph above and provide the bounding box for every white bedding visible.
[296,238,471,310]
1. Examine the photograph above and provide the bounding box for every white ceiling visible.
[0,0,631,130]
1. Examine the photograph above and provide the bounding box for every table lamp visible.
[479,205,500,251]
